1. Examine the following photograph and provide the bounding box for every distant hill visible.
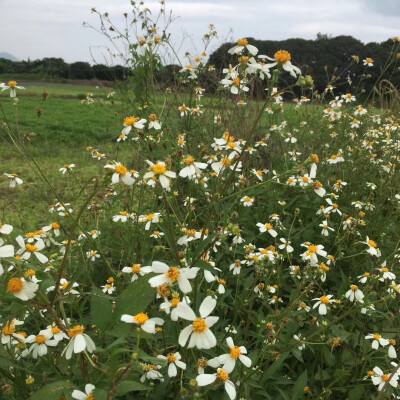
[0,52,20,61]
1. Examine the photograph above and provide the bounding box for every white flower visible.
[365,333,389,349]
[26,333,58,358]
[279,238,294,253]
[312,295,335,315]
[122,264,152,282]
[104,162,136,185]
[174,296,219,349]
[196,368,236,400]
[157,352,186,377]
[240,196,254,206]
[345,285,364,303]
[72,384,96,400]
[0,238,14,275]
[63,326,96,360]
[371,366,398,391]
[122,115,147,135]
[112,211,133,222]
[293,334,306,350]
[263,50,301,77]
[148,261,199,294]
[319,220,334,236]
[256,222,277,237]
[228,38,258,55]
[179,156,207,179]
[363,237,380,257]
[143,161,176,191]
[86,250,100,262]
[59,164,75,174]
[218,337,251,372]
[4,173,23,187]
[0,222,13,235]
[140,364,164,382]
[120,312,164,334]
[363,57,374,67]
[1,80,25,97]
[7,277,38,301]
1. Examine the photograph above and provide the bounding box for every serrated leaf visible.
[114,280,155,320]
[30,381,75,400]
[115,380,150,395]
[292,370,307,400]
[91,288,113,330]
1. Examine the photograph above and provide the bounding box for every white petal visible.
[73,334,86,353]
[174,303,196,321]
[225,380,236,400]
[178,325,193,346]
[199,296,216,318]
[121,314,135,323]
[196,373,217,386]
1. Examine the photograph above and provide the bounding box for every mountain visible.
[0,52,20,62]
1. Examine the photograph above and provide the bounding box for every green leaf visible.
[114,280,155,320]
[91,288,114,330]
[30,381,75,400]
[348,385,365,400]
[292,370,307,400]
[115,380,150,395]
[263,353,288,381]
[191,232,219,261]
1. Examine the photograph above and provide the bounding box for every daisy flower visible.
[363,57,374,66]
[312,295,335,315]
[122,116,147,134]
[228,38,258,55]
[143,161,176,191]
[256,222,277,237]
[112,211,132,222]
[240,196,254,206]
[345,285,364,303]
[72,384,96,400]
[279,238,294,253]
[63,325,96,360]
[371,366,398,391]
[120,312,164,334]
[147,261,199,294]
[157,352,186,377]
[122,264,152,282]
[1,80,25,97]
[26,332,58,359]
[59,164,75,174]
[104,162,136,186]
[365,333,389,349]
[7,277,38,301]
[3,173,23,187]
[179,156,207,179]
[196,368,236,400]
[16,236,48,263]
[218,337,251,372]
[263,50,301,77]
[173,296,219,349]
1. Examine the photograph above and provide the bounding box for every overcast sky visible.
[0,0,399,64]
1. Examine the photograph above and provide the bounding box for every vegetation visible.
[0,2,400,400]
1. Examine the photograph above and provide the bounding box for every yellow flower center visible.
[124,116,139,126]
[166,267,180,282]
[302,176,309,183]
[244,196,251,202]
[171,298,180,308]
[51,222,60,229]
[8,81,17,87]
[381,267,389,273]
[366,58,373,63]
[149,113,157,121]
[132,264,141,273]
[68,325,85,337]
[35,335,46,344]
[193,318,208,333]
[320,296,330,304]
[382,374,390,382]
[25,244,38,253]
[86,393,95,400]
[308,245,318,253]
[184,156,195,165]
[134,313,149,325]
[230,346,242,359]
[331,155,337,160]
[2,323,15,335]
[320,263,329,272]
[119,211,129,216]
[51,326,61,334]
[350,285,358,291]
[222,157,231,167]
[232,77,240,86]
[274,50,291,64]
[217,368,229,382]
[373,334,381,340]
[152,163,167,175]
[368,240,377,248]
[167,353,177,363]
[237,38,248,46]
[115,165,128,176]
[7,278,24,293]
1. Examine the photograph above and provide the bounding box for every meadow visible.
[0,5,400,400]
